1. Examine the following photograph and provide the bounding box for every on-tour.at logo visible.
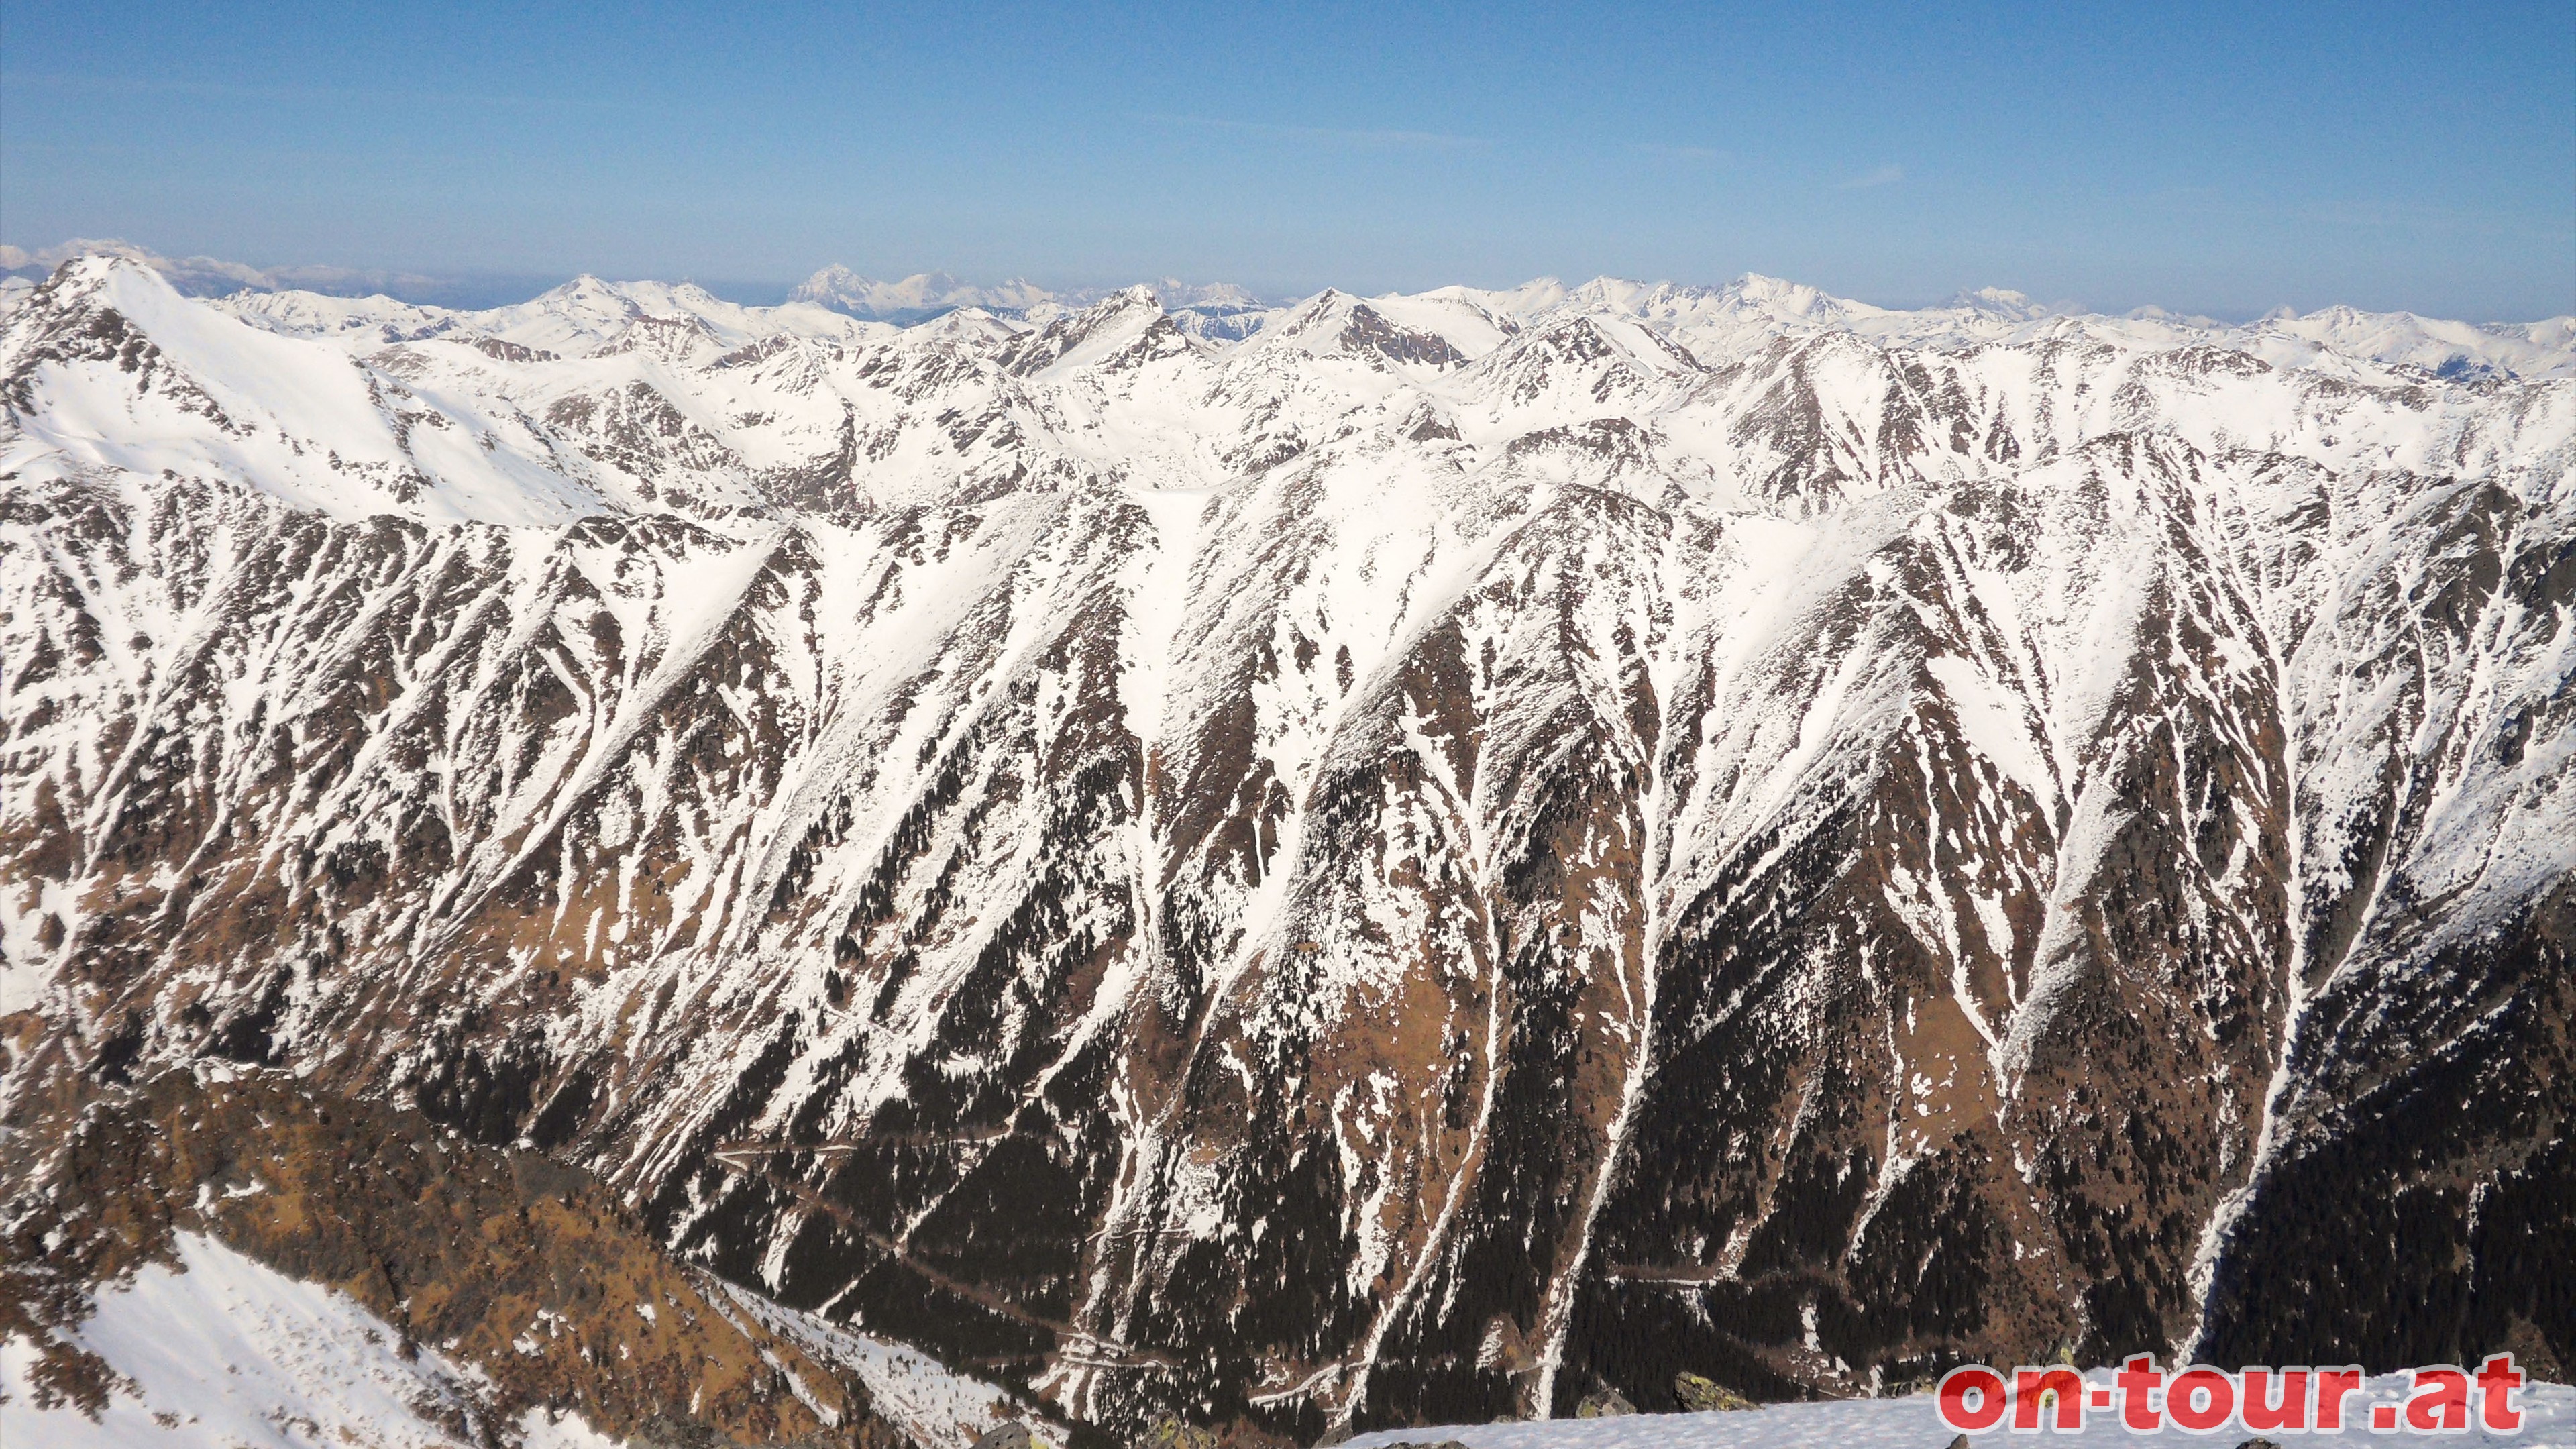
[1933,1354,2528,1435]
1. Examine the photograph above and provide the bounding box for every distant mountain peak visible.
[1950,285,2052,319]
[783,265,1270,327]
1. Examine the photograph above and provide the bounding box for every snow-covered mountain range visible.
[3,253,2571,1443]
[0,239,555,313]
[786,265,1274,337]
[0,241,1286,340]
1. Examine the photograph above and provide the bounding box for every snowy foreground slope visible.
[0,1232,1015,1449]
[0,1067,1025,1449]
[2,256,2572,1442]
[2,1231,626,1449]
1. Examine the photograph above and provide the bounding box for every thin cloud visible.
[1137,113,1488,152]
[1836,164,1906,191]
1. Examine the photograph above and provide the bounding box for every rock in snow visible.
[1,256,2572,1444]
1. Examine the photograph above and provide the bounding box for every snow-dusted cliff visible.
[3,255,2571,1439]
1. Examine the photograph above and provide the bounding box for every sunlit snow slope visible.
[3,255,2573,1440]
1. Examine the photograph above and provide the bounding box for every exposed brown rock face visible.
[0,1068,906,1446]
[3,257,2571,1439]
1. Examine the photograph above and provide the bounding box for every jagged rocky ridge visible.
[1,255,2572,1440]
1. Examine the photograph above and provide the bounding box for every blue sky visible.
[7,1,2571,317]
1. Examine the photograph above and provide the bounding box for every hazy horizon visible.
[13,236,2576,328]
